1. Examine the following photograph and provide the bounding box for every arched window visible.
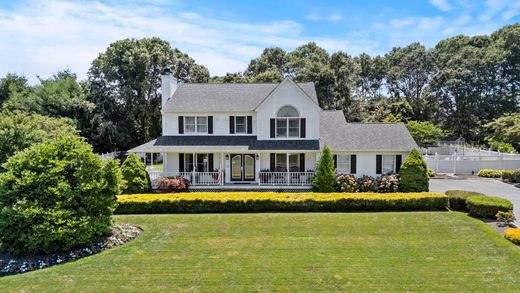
[277,106,299,118]
[276,106,300,138]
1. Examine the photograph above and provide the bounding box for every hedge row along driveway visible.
[116,192,448,214]
[2,213,520,291]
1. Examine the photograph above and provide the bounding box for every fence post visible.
[435,153,439,173]
[499,151,504,170]
[453,152,457,174]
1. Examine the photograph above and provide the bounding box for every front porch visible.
[146,170,315,188]
[141,150,317,189]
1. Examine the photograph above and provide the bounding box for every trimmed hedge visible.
[466,195,513,218]
[477,169,504,178]
[445,190,485,211]
[116,192,448,214]
[504,228,520,245]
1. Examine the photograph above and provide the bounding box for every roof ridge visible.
[179,82,314,85]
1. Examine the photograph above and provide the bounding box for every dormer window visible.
[276,106,300,138]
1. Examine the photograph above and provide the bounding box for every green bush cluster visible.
[466,195,513,218]
[477,169,504,178]
[501,170,514,181]
[445,190,485,211]
[427,168,436,177]
[399,149,429,192]
[0,137,123,256]
[115,192,448,214]
[121,153,151,194]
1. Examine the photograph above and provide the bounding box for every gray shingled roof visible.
[319,111,419,151]
[163,82,318,113]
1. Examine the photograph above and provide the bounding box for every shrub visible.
[121,153,150,194]
[399,149,429,192]
[406,121,443,147]
[496,211,516,226]
[504,228,520,245]
[489,140,517,154]
[336,174,358,192]
[477,169,503,178]
[427,168,436,177]
[466,195,513,218]
[512,170,520,183]
[376,173,399,193]
[0,136,122,256]
[445,190,485,211]
[312,145,336,192]
[357,175,377,192]
[115,192,448,214]
[156,176,190,193]
[501,170,515,182]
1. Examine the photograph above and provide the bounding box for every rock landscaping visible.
[0,223,142,276]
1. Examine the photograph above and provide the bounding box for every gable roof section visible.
[320,110,419,151]
[254,78,320,111]
[163,81,318,113]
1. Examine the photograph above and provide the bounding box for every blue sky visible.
[0,0,519,83]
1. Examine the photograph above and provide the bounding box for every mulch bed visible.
[0,223,142,277]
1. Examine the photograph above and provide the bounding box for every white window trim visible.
[382,155,395,174]
[275,117,300,138]
[184,116,208,134]
[336,154,351,174]
[234,116,248,134]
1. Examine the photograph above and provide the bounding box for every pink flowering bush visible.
[357,175,377,192]
[156,176,190,193]
[376,173,400,193]
[337,174,358,192]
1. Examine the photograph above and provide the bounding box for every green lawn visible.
[1,212,520,291]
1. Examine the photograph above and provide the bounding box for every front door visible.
[230,154,255,181]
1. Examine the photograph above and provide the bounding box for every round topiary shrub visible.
[445,190,485,211]
[466,195,513,219]
[121,153,151,194]
[399,149,429,192]
[0,136,123,256]
[504,228,520,245]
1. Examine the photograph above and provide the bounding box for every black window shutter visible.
[178,116,184,134]
[299,153,305,172]
[351,155,357,174]
[396,155,402,173]
[300,118,306,138]
[333,155,337,169]
[270,153,275,171]
[229,116,235,134]
[179,153,184,172]
[376,155,382,174]
[270,119,276,138]
[208,153,214,171]
[208,116,213,134]
[247,116,253,134]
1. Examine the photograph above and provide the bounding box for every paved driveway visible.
[430,178,520,224]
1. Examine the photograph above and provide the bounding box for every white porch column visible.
[256,153,261,184]
[286,152,290,185]
[163,152,167,176]
[221,152,225,185]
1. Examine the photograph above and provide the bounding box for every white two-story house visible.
[129,70,418,189]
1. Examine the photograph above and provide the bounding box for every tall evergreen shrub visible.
[312,145,337,192]
[399,149,429,192]
[121,153,150,194]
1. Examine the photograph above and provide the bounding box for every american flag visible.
[216,168,223,185]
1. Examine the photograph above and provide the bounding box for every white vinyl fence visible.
[424,153,520,174]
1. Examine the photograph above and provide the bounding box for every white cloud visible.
[306,12,343,22]
[0,0,357,83]
[429,0,453,11]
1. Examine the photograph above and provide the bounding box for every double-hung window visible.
[235,116,247,134]
[184,154,209,172]
[382,155,395,173]
[275,106,300,138]
[336,155,351,173]
[274,153,300,172]
[184,116,208,133]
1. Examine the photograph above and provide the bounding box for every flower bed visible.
[116,192,448,214]
[0,223,142,276]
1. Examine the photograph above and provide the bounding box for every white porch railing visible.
[147,171,223,186]
[259,172,314,186]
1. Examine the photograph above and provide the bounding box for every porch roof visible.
[128,136,320,153]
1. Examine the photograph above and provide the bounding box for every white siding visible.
[162,112,256,135]
[334,151,409,177]
[255,81,320,140]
